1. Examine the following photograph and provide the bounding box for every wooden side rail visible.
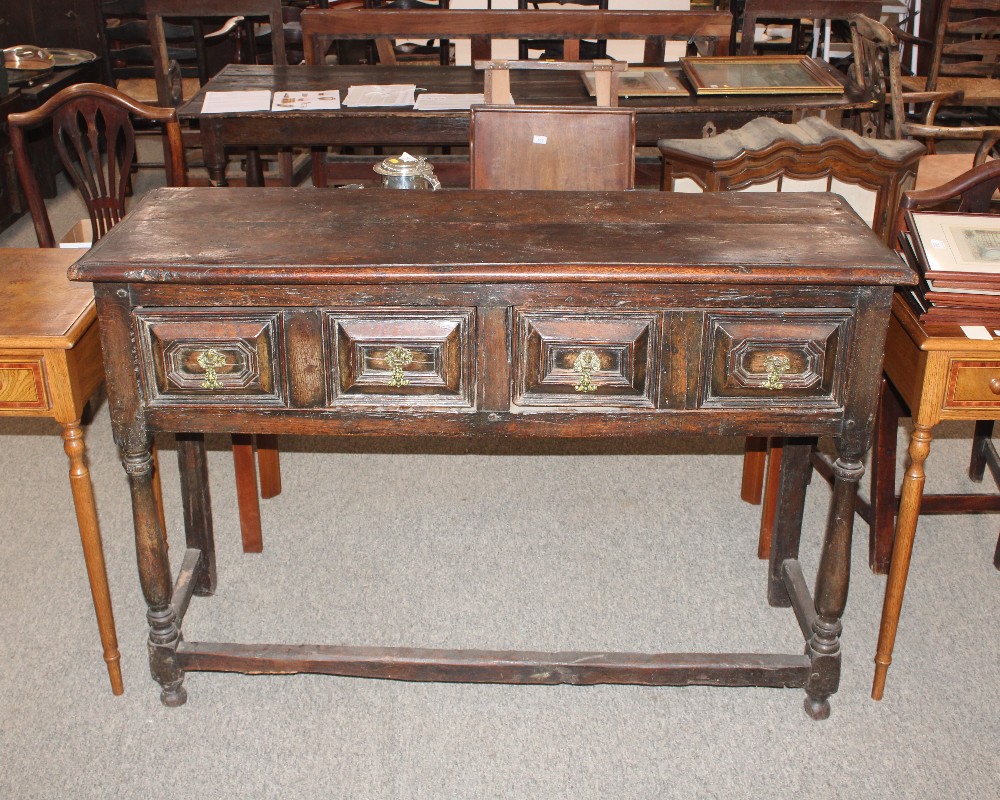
[301,8,733,65]
[476,59,627,106]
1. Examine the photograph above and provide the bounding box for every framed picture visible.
[581,67,689,98]
[679,55,845,95]
[908,211,1000,275]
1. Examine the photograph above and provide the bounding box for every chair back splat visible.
[8,83,185,249]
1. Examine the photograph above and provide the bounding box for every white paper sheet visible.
[413,93,485,110]
[343,84,417,107]
[961,325,993,340]
[271,90,342,111]
[200,90,273,113]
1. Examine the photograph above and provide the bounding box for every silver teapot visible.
[373,153,441,190]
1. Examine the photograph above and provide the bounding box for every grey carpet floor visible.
[0,167,996,799]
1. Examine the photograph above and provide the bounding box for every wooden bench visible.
[301,8,734,65]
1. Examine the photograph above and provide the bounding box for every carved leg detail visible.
[61,421,123,696]
[872,423,932,701]
[805,454,864,719]
[122,444,186,706]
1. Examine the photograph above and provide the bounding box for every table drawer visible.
[513,310,659,408]
[0,359,49,411]
[700,310,850,409]
[326,310,475,408]
[944,359,1000,410]
[135,311,284,406]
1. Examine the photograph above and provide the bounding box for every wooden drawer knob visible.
[990,378,1000,395]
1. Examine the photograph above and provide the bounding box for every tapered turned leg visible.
[61,421,123,696]
[872,423,932,701]
[122,440,186,706]
[870,378,904,574]
[804,452,864,720]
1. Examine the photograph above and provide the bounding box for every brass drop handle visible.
[197,348,226,390]
[762,353,791,391]
[385,346,414,388]
[573,349,601,393]
[990,378,1000,395]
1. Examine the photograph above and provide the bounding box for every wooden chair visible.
[848,14,1000,179]
[7,83,277,556]
[863,160,1000,573]
[98,0,242,107]
[900,0,1000,108]
[470,105,635,190]
[659,115,925,554]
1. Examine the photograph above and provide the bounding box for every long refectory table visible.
[178,63,871,186]
[70,187,913,717]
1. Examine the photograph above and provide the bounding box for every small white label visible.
[399,152,418,162]
[532,135,547,145]
[961,325,992,340]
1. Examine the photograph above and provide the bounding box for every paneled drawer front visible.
[701,310,850,408]
[944,360,1000,410]
[327,310,475,408]
[135,311,284,406]
[514,311,658,408]
[0,359,49,411]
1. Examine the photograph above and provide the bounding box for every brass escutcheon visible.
[197,348,226,390]
[573,349,601,393]
[385,346,414,388]
[762,353,791,390]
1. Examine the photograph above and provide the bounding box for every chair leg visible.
[756,440,784,559]
[61,420,123,695]
[742,436,768,504]
[871,377,904,574]
[232,434,263,553]
[256,434,282,499]
[969,419,995,482]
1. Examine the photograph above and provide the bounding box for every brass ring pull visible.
[197,348,226,390]
[573,349,601,393]
[385,346,414,388]
[762,353,791,391]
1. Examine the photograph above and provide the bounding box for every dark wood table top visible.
[177,62,870,121]
[72,187,911,286]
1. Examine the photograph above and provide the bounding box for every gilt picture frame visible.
[679,55,845,95]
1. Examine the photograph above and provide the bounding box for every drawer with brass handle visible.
[134,310,284,406]
[700,310,851,409]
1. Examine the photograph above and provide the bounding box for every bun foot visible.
[160,682,188,707]
[804,695,831,720]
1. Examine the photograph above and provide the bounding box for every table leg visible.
[122,438,186,706]
[60,420,123,696]
[201,119,228,188]
[872,422,932,700]
[767,438,813,607]
[804,448,864,720]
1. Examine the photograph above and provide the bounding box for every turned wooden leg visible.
[757,440,785,560]
[232,433,263,553]
[61,421,123,696]
[804,450,864,720]
[256,434,281,500]
[872,422,932,701]
[123,440,186,706]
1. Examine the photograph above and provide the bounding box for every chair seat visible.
[115,77,202,106]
